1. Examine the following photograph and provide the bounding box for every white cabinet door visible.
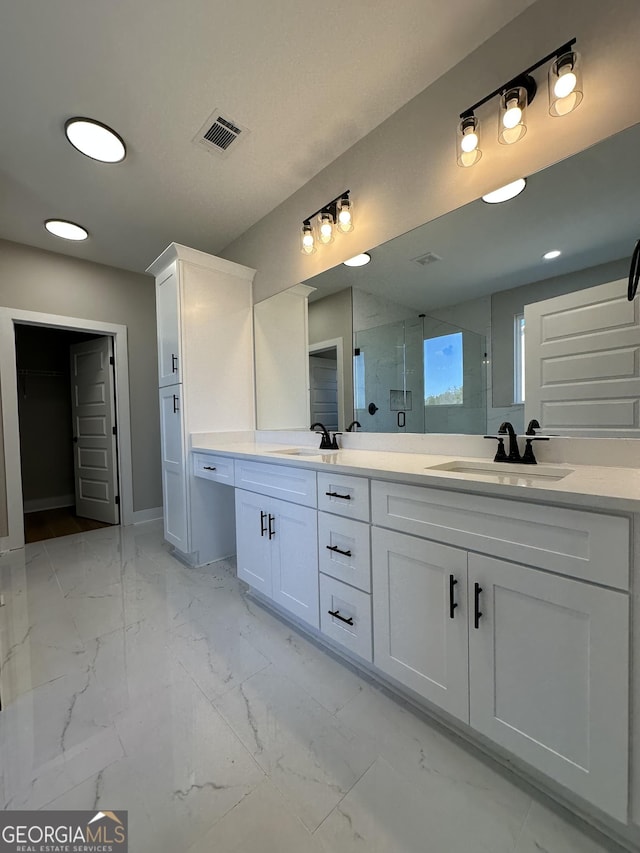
[156,263,182,387]
[372,527,469,723]
[235,489,272,597]
[468,553,629,822]
[159,386,188,551]
[271,497,319,628]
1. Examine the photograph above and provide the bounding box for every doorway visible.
[15,325,120,543]
[308,338,345,431]
[0,308,134,552]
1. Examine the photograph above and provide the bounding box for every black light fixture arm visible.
[303,190,350,226]
[460,38,576,119]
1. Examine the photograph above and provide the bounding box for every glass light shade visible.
[498,86,528,145]
[336,196,354,233]
[300,223,316,255]
[457,115,482,167]
[549,51,583,117]
[65,118,126,162]
[45,219,89,240]
[318,211,334,244]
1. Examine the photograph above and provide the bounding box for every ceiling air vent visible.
[412,251,443,267]
[193,110,250,158]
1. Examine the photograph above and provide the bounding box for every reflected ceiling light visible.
[65,117,126,163]
[457,39,582,166]
[481,178,527,204]
[543,249,562,260]
[300,190,354,256]
[44,219,89,241]
[343,252,371,267]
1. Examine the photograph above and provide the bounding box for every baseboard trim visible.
[130,506,163,524]
[24,495,75,514]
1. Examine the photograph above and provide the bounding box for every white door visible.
[235,489,272,596]
[158,385,188,550]
[468,553,629,821]
[309,356,338,431]
[372,527,469,722]
[70,337,119,524]
[525,278,640,436]
[156,263,182,387]
[271,497,319,628]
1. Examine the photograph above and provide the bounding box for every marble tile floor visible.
[0,521,627,853]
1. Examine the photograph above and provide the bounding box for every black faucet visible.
[498,421,521,462]
[346,421,361,432]
[310,422,333,450]
[521,418,549,464]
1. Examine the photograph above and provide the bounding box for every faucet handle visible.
[484,435,508,462]
[330,432,342,450]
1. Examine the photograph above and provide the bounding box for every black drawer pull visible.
[326,545,352,557]
[474,582,483,629]
[268,513,276,540]
[203,466,217,471]
[171,353,178,373]
[172,394,179,413]
[449,575,458,619]
[260,510,267,537]
[325,491,351,500]
[328,609,354,626]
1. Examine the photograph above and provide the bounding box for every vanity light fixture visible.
[44,219,89,241]
[65,117,126,163]
[343,252,371,267]
[481,178,527,204]
[457,39,582,165]
[301,191,354,256]
[543,249,562,260]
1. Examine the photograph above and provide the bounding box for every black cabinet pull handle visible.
[326,545,352,557]
[172,394,179,413]
[328,609,354,626]
[397,411,405,428]
[203,466,217,471]
[268,513,275,540]
[449,575,458,619]
[325,491,351,500]
[171,353,178,373]
[474,582,483,629]
[260,510,267,537]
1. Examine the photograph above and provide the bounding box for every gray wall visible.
[308,288,354,428]
[491,257,629,407]
[220,0,640,303]
[0,238,161,534]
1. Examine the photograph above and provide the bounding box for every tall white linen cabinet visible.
[147,243,256,566]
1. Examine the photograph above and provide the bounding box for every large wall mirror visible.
[255,121,640,437]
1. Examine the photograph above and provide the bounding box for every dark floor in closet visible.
[24,507,114,543]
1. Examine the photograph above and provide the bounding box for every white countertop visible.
[191,437,640,513]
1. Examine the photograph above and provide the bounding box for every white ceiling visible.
[0,0,534,273]
[306,122,639,312]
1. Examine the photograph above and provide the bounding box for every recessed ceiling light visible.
[343,253,371,267]
[45,219,89,241]
[65,118,126,163]
[481,178,527,204]
[543,249,562,260]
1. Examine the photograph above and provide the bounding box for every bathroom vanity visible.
[191,435,639,843]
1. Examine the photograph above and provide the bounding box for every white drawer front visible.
[234,459,317,507]
[371,480,629,589]
[193,452,235,485]
[320,574,372,662]
[317,472,370,521]
[318,513,371,592]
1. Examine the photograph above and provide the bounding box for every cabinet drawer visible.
[318,513,371,592]
[320,574,372,662]
[371,480,629,589]
[317,472,370,521]
[193,452,234,485]
[234,459,317,507]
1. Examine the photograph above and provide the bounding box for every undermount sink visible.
[269,447,339,457]
[427,460,573,484]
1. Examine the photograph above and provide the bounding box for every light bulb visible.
[503,99,522,129]
[319,213,334,244]
[338,209,351,227]
[300,223,316,255]
[460,130,478,153]
[336,195,354,234]
[554,67,577,99]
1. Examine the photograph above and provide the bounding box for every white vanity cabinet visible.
[147,243,255,565]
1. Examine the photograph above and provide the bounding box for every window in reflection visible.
[424,332,463,406]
